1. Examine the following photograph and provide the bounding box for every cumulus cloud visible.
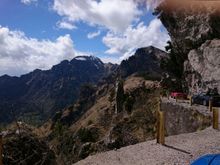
[21,0,37,5]
[0,26,79,76]
[53,0,142,32]
[134,0,163,10]
[87,31,101,39]
[52,0,168,61]
[56,20,77,30]
[103,18,170,60]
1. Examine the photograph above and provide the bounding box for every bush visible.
[53,121,66,137]
[124,95,135,113]
[77,128,98,143]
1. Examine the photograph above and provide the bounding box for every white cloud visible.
[56,20,77,30]
[0,26,80,76]
[134,0,163,10]
[53,0,142,32]
[21,0,37,5]
[103,18,170,60]
[99,56,120,64]
[87,31,101,39]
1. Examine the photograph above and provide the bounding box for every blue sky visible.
[0,0,169,76]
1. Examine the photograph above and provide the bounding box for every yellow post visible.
[213,108,219,130]
[156,98,165,145]
[159,111,165,145]
[156,110,159,143]
[175,96,178,103]
[156,99,161,143]
[189,96,192,106]
[0,135,2,165]
[209,99,213,112]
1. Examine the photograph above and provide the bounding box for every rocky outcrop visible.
[155,0,220,93]
[185,39,220,92]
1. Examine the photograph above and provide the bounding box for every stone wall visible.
[161,102,211,136]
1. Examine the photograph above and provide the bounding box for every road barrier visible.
[0,135,2,165]
[213,108,219,129]
[156,99,165,145]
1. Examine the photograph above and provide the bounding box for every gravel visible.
[74,127,220,165]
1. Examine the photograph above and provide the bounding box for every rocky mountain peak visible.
[120,46,168,78]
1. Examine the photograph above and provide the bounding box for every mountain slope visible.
[41,46,168,164]
[0,56,117,124]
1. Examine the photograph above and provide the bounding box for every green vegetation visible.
[161,41,185,79]
[53,121,67,137]
[77,128,98,143]
[79,84,97,99]
[124,95,135,113]
[87,120,93,126]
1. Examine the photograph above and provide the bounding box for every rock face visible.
[0,56,117,124]
[186,39,220,92]
[155,0,220,93]
[161,102,211,135]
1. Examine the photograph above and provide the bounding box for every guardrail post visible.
[156,110,159,143]
[209,99,213,112]
[213,108,219,129]
[189,96,192,106]
[156,98,165,145]
[158,111,165,145]
[0,135,2,165]
[156,99,161,143]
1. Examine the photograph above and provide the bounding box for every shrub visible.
[77,128,97,143]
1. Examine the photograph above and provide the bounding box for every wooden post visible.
[0,135,2,165]
[213,108,219,129]
[156,99,161,143]
[209,99,213,112]
[158,111,165,145]
[156,110,159,143]
[189,96,192,106]
[156,98,165,145]
[175,97,178,103]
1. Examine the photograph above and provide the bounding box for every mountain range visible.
[0,56,117,124]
